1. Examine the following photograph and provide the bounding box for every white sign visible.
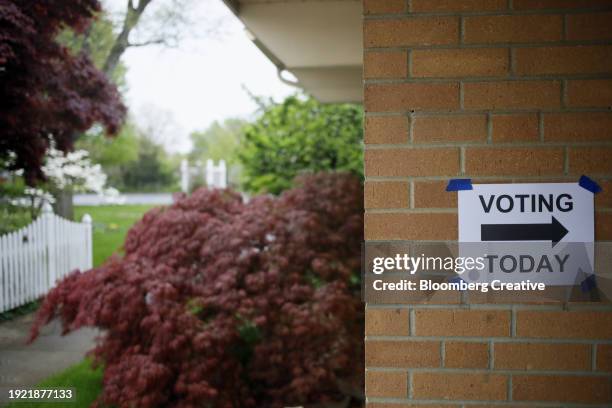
[458,183,594,286]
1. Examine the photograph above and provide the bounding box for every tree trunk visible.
[102,0,153,76]
[53,188,74,220]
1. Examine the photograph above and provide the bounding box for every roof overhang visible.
[222,0,362,103]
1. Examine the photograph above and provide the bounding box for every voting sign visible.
[458,183,594,286]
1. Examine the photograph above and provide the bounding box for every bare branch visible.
[127,38,166,47]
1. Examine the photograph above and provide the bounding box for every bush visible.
[238,96,363,194]
[31,173,364,408]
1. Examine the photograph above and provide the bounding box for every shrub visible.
[31,172,364,408]
[238,95,363,195]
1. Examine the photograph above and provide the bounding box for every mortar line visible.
[440,341,446,367]
[489,340,495,370]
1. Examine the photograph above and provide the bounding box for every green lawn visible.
[74,204,157,267]
[5,359,103,407]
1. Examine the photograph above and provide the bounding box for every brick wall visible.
[363,0,612,406]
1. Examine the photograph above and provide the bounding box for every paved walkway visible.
[0,313,96,388]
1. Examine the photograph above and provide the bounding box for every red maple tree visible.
[0,0,125,182]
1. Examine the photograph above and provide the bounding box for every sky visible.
[103,0,295,153]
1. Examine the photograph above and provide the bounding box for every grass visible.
[0,300,40,323]
[4,359,103,407]
[74,204,157,267]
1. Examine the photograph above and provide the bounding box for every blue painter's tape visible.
[578,175,602,194]
[449,276,465,285]
[580,274,597,293]
[446,178,473,192]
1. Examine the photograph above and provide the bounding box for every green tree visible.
[189,118,246,164]
[238,95,363,194]
[76,123,140,167]
[120,136,177,191]
[75,123,141,188]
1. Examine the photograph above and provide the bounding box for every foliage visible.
[0,177,31,234]
[76,123,141,169]
[4,358,103,408]
[238,96,363,194]
[0,175,52,234]
[0,300,39,323]
[119,136,178,192]
[32,173,364,408]
[0,0,126,183]
[76,123,178,193]
[57,11,128,88]
[75,205,157,267]
[43,147,117,196]
[189,118,246,164]
[189,118,247,188]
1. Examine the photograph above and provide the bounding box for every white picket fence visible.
[180,159,228,192]
[0,203,92,313]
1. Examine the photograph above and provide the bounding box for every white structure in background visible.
[0,202,93,313]
[206,159,227,189]
[180,159,227,192]
[180,159,190,193]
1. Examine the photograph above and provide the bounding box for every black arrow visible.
[481,216,569,247]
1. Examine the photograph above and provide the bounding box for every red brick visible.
[415,309,511,337]
[365,213,458,240]
[568,147,612,175]
[567,79,612,108]
[414,180,457,208]
[596,211,612,240]
[365,82,460,112]
[513,0,612,10]
[464,15,563,43]
[365,148,460,177]
[567,12,612,41]
[364,51,408,79]
[495,343,591,370]
[412,48,508,78]
[514,45,612,75]
[365,308,409,336]
[364,17,459,47]
[365,116,409,144]
[597,344,612,371]
[516,310,612,339]
[365,181,409,209]
[465,147,564,176]
[366,371,407,398]
[596,180,612,208]
[463,81,561,110]
[413,372,508,400]
[513,375,612,404]
[492,114,539,142]
[413,114,487,143]
[364,0,406,15]
[544,112,612,142]
[366,340,440,367]
[445,341,489,368]
[411,0,506,12]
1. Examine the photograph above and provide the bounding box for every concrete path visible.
[0,313,97,388]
